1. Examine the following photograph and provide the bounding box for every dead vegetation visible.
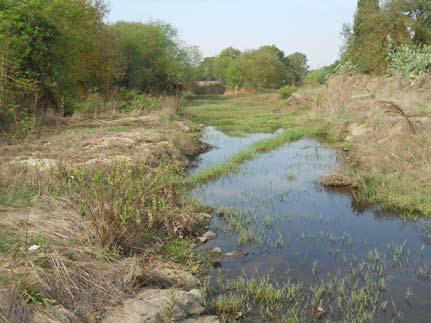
[320,172,357,189]
[294,74,431,214]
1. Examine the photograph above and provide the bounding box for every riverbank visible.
[183,74,431,216]
[187,119,431,323]
[1,73,430,322]
[0,103,218,322]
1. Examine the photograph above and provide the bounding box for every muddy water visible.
[192,126,431,322]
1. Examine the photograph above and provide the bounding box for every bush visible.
[305,63,338,85]
[387,45,431,79]
[277,85,297,99]
[56,157,206,252]
[334,60,359,75]
[79,90,109,116]
[60,161,185,251]
[121,90,163,112]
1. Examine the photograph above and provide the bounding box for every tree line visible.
[196,46,308,89]
[2,0,429,133]
[0,0,200,133]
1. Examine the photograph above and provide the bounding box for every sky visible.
[108,0,357,69]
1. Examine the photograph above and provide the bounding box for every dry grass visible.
[295,74,431,214]
[321,172,357,188]
[0,106,207,321]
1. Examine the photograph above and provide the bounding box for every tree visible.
[0,0,114,120]
[196,57,216,81]
[406,0,431,45]
[112,22,200,93]
[285,52,309,85]
[259,45,286,62]
[242,48,287,88]
[348,0,388,74]
[202,46,308,88]
[219,47,242,58]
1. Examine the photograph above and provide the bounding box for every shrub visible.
[305,63,338,85]
[59,160,186,251]
[334,60,359,75]
[79,90,113,116]
[120,89,163,112]
[387,45,431,79]
[277,85,297,99]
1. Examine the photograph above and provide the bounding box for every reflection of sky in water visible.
[190,126,282,173]
[192,127,431,323]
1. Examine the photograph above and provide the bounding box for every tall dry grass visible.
[295,74,431,214]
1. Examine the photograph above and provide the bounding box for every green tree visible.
[285,52,309,85]
[0,0,114,122]
[112,21,200,93]
[407,0,431,45]
[348,0,387,74]
[259,45,286,62]
[196,57,217,81]
[242,48,287,88]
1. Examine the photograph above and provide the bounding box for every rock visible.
[315,306,326,320]
[202,231,216,240]
[210,247,222,254]
[198,213,212,220]
[156,268,199,290]
[345,124,370,141]
[28,244,40,252]
[198,236,208,243]
[181,315,220,323]
[122,258,198,290]
[198,231,217,244]
[210,259,222,268]
[102,288,205,323]
[223,251,246,259]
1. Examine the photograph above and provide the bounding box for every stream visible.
[192,126,431,322]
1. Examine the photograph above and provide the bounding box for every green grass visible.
[206,254,391,322]
[0,183,37,207]
[162,238,196,264]
[354,173,431,217]
[182,95,306,136]
[413,102,431,117]
[213,295,246,321]
[0,231,22,254]
[187,126,320,186]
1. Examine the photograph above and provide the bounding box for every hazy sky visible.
[108,0,357,68]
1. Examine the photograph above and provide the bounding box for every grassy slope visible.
[183,93,431,216]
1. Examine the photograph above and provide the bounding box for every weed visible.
[213,295,246,321]
[0,231,21,254]
[162,239,195,264]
